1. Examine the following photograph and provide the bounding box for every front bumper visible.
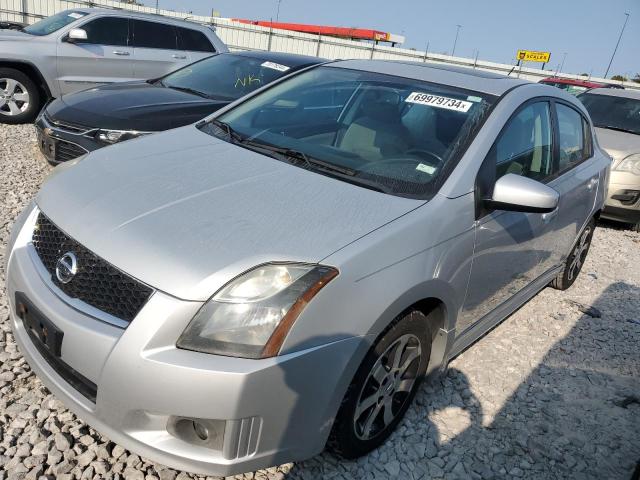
[6,209,365,475]
[602,171,640,225]
[35,112,100,164]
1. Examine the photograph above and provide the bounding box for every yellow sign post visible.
[517,50,551,63]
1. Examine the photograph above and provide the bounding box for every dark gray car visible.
[0,8,227,123]
[6,61,609,475]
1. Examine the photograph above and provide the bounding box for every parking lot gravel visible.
[1,123,639,480]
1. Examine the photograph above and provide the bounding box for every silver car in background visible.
[0,8,227,123]
[579,88,640,231]
[6,61,609,475]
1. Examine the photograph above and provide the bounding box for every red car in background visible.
[540,76,623,96]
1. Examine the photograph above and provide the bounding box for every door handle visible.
[587,177,599,191]
[112,50,130,56]
[172,54,187,59]
[542,207,559,224]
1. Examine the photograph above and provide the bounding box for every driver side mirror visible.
[65,28,88,43]
[486,173,559,213]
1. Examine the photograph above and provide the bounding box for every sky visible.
[142,0,638,79]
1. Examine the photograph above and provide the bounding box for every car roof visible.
[230,50,325,68]
[584,87,640,100]
[68,7,213,29]
[326,59,529,96]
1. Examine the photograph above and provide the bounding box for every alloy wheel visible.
[568,226,592,282]
[353,333,422,440]
[0,78,30,116]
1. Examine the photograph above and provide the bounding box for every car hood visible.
[0,30,33,40]
[49,81,228,131]
[36,126,423,301]
[594,127,640,164]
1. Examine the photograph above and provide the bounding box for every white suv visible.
[0,8,228,123]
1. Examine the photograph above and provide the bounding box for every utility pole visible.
[605,12,630,78]
[155,0,159,13]
[276,0,282,22]
[451,24,462,56]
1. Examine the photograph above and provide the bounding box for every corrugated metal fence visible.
[2,0,637,89]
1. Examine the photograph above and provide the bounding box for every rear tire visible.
[0,68,41,124]
[328,310,432,459]
[550,218,596,290]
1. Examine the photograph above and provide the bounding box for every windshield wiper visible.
[210,119,245,143]
[595,124,639,135]
[167,85,211,99]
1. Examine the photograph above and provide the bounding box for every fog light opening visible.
[192,420,209,441]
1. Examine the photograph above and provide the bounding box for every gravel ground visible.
[0,123,639,480]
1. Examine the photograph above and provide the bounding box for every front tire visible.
[550,218,595,290]
[329,310,432,459]
[0,68,41,124]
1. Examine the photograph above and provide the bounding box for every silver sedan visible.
[6,60,609,475]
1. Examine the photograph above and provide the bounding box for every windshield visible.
[23,10,87,36]
[201,66,495,198]
[579,93,640,135]
[161,54,302,101]
[542,81,589,96]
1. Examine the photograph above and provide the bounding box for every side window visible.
[133,20,178,50]
[178,28,215,53]
[79,17,129,46]
[492,102,554,183]
[557,103,588,171]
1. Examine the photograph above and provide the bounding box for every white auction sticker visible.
[261,61,290,72]
[405,92,473,112]
[416,163,436,175]
[68,12,84,19]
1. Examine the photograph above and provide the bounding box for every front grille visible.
[32,213,153,323]
[45,113,90,134]
[55,140,87,162]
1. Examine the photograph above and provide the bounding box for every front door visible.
[57,16,134,95]
[458,100,562,333]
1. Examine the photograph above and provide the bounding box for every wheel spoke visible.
[4,79,17,95]
[395,378,414,393]
[391,336,409,370]
[382,397,394,426]
[362,403,382,438]
[13,92,28,102]
[371,360,388,385]
[355,393,378,419]
[398,347,420,375]
[8,101,21,115]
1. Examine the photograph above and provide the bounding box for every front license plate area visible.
[15,291,63,357]
[36,128,56,161]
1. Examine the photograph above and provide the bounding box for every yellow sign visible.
[517,50,551,63]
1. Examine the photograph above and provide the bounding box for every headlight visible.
[177,263,338,358]
[615,154,640,176]
[95,129,149,144]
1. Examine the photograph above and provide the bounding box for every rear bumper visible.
[6,208,366,476]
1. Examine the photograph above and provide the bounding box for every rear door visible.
[176,26,217,64]
[56,16,134,95]
[547,101,600,261]
[131,19,190,79]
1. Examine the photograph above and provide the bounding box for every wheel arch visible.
[0,60,53,101]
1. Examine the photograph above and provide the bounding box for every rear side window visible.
[492,102,554,183]
[178,28,215,53]
[556,103,589,171]
[80,17,129,46]
[133,20,178,50]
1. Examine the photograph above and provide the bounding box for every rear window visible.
[23,10,88,36]
[178,27,215,53]
[133,20,177,50]
[579,93,640,135]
